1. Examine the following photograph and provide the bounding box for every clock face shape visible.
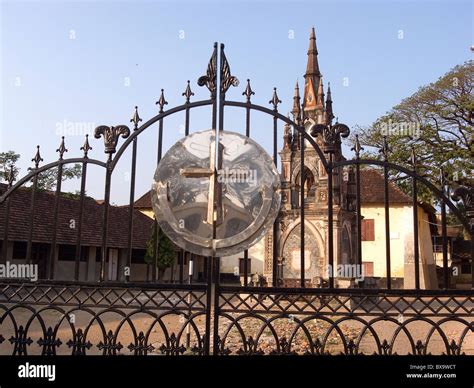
[151,129,281,257]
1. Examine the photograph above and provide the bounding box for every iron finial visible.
[269,87,282,111]
[439,167,446,193]
[5,164,16,188]
[80,134,92,158]
[56,136,68,160]
[452,185,474,231]
[411,147,417,169]
[182,80,195,103]
[220,44,239,96]
[198,42,218,98]
[94,125,131,155]
[31,145,43,169]
[351,134,364,159]
[242,79,255,103]
[130,106,142,130]
[156,89,168,113]
[379,135,390,161]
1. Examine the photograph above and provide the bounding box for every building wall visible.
[220,237,265,277]
[360,204,437,289]
[137,209,155,219]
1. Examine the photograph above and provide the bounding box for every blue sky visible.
[1,0,472,204]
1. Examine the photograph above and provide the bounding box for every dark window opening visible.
[58,245,76,261]
[12,242,27,260]
[131,249,146,264]
[461,263,471,274]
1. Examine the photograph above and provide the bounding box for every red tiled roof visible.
[0,184,153,249]
[360,169,412,204]
[134,190,152,208]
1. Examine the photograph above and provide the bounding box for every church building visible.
[262,27,357,287]
[132,28,438,289]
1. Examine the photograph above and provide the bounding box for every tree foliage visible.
[0,150,82,191]
[144,222,176,280]
[350,61,473,214]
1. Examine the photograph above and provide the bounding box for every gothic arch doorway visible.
[280,221,324,287]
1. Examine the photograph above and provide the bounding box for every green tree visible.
[350,61,473,211]
[37,164,82,191]
[0,151,20,182]
[0,151,82,191]
[145,223,176,280]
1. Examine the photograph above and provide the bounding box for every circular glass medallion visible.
[151,129,281,257]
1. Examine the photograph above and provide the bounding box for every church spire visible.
[305,27,321,78]
[317,77,325,108]
[325,82,334,125]
[292,80,301,123]
[303,27,323,120]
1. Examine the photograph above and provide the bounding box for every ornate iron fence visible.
[0,280,209,355]
[0,42,472,355]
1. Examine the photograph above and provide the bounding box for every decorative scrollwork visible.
[9,325,33,355]
[379,135,390,161]
[242,79,255,103]
[182,80,195,103]
[220,44,239,96]
[345,339,357,355]
[56,136,68,160]
[351,134,364,160]
[159,333,186,355]
[4,164,17,187]
[130,106,142,130]
[31,145,43,169]
[80,134,92,158]
[128,331,155,355]
[305,338,326,355]
[156,89,168,113]
[236,336,264,355]
[97,330,123,355]
[452,184,474,230]
[310,121,350,154]
[94,125,130,155]
[452,185,473,210]
[380,339,391,355]
[0,281,471,356]
[215,335,232,355]
[67,329,93,355]
[198,43,218,97]
[270,337,296,355]
[37,327,62,355]
[269,87,282,111]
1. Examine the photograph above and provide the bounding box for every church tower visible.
[303,27,325,124]
[264,28,357,288]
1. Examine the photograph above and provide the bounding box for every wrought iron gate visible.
[0,43,472,355]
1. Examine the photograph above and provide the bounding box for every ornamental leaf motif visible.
[94,125,130,155]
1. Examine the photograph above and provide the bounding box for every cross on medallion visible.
[180,131,225,226]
